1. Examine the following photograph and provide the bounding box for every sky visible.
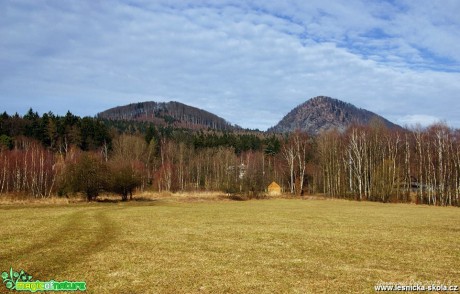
[1,0,459,130]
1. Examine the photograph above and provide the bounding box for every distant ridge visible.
[97,101,236,131]
[268,96,400,134]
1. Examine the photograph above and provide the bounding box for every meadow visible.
[1,197,459,293]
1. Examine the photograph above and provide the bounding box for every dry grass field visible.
[1,197,459,293]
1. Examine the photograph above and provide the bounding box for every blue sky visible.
[1,0,459,130]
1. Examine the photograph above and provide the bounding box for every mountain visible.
[268,96,400,134]
[97,101,236,131]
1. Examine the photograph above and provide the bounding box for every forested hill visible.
[269,96,401,134]
[97,101,237,131]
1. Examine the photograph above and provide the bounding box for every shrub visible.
[107,161,142,201]
[60,152,108,201]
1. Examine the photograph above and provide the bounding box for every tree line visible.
[316,122,460,206]
[1,110,459,206]
[0,109,111,152]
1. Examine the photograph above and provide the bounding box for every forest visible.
[0,109,459,206]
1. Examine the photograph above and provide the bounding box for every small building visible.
[267,181,281,196]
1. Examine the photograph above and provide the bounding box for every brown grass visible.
[0,197,459,293]
[0,194,75,206]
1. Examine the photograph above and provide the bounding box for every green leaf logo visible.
[1,268,33,290]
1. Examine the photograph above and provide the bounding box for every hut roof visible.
[268,181,281,189]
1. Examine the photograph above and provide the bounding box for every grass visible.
[0,197,459,293]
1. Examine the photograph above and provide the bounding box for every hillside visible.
[268,96,400,134]
[97,101,236,131]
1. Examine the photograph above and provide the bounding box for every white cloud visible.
[395,114,442,128]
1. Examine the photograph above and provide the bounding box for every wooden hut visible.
[267,181,281,196]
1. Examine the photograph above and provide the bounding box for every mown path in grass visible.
[0,206,119,281]
[0,199,459,293]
